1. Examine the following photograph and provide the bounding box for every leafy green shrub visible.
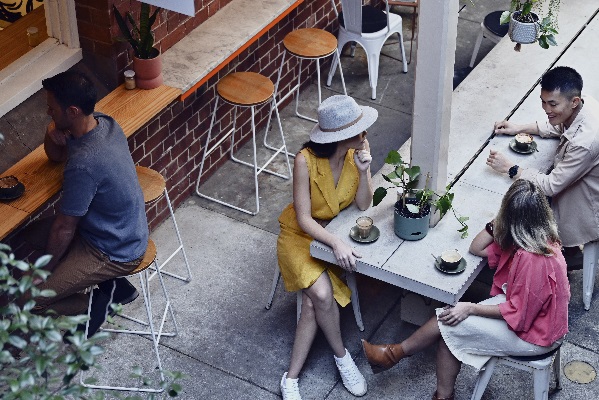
[0,243,183,399]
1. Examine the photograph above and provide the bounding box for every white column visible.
[410,0,459,224]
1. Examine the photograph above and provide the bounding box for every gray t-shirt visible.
[60,112,148,262]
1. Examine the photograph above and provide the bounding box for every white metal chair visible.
[469,10,509,68]
[582,240,599,310]
[195,72,292,215]
[265,264,365,331]
[470,346,562,400]
[80,239,178,393]
[327,0,408,100]
[136,166,192,282]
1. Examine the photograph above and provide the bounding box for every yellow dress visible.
[277,148,359,307]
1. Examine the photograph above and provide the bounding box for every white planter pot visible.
[509,11,540,44]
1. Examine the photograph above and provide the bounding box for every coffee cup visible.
[356,216,373,239]
[440,249,461,270]
[514,133,533,150]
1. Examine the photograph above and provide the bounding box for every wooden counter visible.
[0,84,181,240]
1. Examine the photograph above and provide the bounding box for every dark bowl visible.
[0,176,23,199]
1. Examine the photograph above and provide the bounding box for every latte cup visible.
[356,216,373,239]
[440,249,462,270]
[515,133,533,150]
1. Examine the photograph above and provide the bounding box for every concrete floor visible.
[10,1,599,399]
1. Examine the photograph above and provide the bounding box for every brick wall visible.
[75,0,235,88]
[71,0,383,231]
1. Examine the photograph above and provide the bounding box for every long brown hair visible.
[494,179,560,255]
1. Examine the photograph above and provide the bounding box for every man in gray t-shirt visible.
[16,71,148,336]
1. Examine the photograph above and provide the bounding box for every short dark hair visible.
[494,179,560,255]
[42,70,97,115]
[540,66,583,99]
[301,140,338,158]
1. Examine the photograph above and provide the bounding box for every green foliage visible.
[373,151,469,238]
[113,3,161,59]
[0,243,183,399]
[500,0,560,49]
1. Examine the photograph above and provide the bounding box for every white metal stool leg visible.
[148,188,192,283]
[196,85,291,215]
[266,265,282,309]
[80,258,177,392]
[583,241,599,310]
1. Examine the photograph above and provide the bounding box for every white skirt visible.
[436,294,561,370]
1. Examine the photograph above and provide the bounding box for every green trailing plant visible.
[113,2,161,59]
[500,0,560,49]
[373,150,469,238]
[0,243,183,399]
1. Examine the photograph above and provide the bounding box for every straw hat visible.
[310,95,378,144]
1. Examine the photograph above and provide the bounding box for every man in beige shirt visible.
[487,66,599,255]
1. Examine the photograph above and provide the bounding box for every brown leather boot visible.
[431,391,454,400]
[361,339,407,374]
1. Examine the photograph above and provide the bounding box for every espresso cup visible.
[356,216,373,239]
[440,249,461,270]
[514,133,533,150]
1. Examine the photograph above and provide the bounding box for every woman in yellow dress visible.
[278,95,377,399]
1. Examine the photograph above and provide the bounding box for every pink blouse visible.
[486,241,570,347]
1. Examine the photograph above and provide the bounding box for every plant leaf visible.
[404,166,420,181]
[546,34,558,46]
[385,150,402,165]
[373,187,387,206]
[500,10,511,25]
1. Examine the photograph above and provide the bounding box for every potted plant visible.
[500,0,560,50]
[114,2,163,89]
[0,244,184,398]
[373,150,469,240]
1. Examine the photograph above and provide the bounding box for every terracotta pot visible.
[132,49,163,90]
[508,11,540,44]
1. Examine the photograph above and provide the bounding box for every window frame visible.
[0,0,82,118]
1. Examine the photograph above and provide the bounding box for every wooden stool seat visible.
[217,72,274,106]
[136,166,166,204]
[283,28,337,59]
[129,239,157,275]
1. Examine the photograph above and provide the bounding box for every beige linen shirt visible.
[521,96,599,246]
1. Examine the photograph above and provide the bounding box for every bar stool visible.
[81,239,178,393]
[263,28,347,155]
[469,11,509,67]
[265,264,364,332]
[196,72,292,215]
[136,166,192,282]
[388,0,419,65]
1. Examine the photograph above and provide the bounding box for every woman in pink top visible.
[362,179,570,400]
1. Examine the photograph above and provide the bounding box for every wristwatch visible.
[508,165,519,179]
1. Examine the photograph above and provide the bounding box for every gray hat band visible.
[320,113,363,132]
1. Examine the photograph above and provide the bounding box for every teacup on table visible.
[440,249,462,270]
[514,133,533,150]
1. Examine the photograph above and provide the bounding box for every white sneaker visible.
[334,349,367,396]
[280,372,302,400]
